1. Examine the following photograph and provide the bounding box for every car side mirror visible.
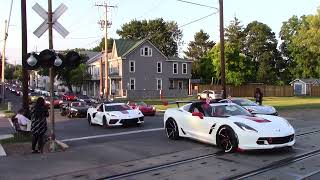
[192,112,204,119]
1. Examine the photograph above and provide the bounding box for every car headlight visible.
[70,108,78,111]
[59,100,63,104]
[234,122,258,132]
[152,106,156,110]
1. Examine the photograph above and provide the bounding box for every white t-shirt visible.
[15,114,31,126]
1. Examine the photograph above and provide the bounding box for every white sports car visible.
[87,103,144,127]
[164,101,295,153]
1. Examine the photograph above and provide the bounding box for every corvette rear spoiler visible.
[163,99,222,107]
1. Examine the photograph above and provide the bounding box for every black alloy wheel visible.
[165,119,179,140]
[217,126,238,153]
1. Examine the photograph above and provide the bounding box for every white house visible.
[290,78,320,95]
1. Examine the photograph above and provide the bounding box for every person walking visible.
[31,97,48,153]
[254,88,263,105]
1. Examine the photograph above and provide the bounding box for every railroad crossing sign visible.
[33,3,69,38]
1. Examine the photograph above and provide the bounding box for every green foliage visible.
[4,64,14,81]
[13,65,23,81]
[225,17,245,49]
[184,30,215,79]
[116,18,183,57]
[91,37,114,52]
[243,21,280,84]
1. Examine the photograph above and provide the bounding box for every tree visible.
[116,18,183,57]
[13,65,23,82]
[225,17,245,50]
[184,30,215,78]
[4,64,14,81]
[243,21,280,83]
[210,43,254,86]
[91,37,114,52]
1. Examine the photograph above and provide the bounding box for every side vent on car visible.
[181,128,186,135]
[209,123,216,134]
[93,112,97,118]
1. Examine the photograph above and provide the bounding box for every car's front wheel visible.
[88,114,93,126]
[217,126,238,153]
[165,118,179,140]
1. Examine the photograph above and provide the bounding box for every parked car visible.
[77,95,98,105]
[219,98,278,116]
[29,92,43,103]
[87,103,144,127]
[128,101,156,116]
[62,93,77,101]
[61,101,89,118]
[164,101,295,153]
[197,90,222,100]
[52,95,64,108]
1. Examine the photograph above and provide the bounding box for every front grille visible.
[257,134,294,145]
[120,118,139,125]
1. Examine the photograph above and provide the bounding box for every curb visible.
[55,140,69,150]
[0,134,14,141]
[0,144,6,156]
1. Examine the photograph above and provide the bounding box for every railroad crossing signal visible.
[33,3,69,38]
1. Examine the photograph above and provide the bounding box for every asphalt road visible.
[2,90,320,180]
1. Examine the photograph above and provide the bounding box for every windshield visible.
[105,104,131,111]
[232,99,257,106]
[204,104,252,117]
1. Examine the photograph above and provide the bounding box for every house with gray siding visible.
[85,39,192,99]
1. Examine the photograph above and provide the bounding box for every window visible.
[129,78,135,90]
[173,63,178,74]
[129,61,135,73]
[178,81,183,89]
[169,80,174,89]
[157,62,162,73]
[140,46,152,57]
[182,63,187,74]
[157,78,162,90]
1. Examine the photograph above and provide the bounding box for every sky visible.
[0,0,320,65]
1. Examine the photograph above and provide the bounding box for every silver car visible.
[219,98,278,116]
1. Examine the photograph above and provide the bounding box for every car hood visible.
[106,110,143,118]
[243,105,276,114]
[228,115,294,136]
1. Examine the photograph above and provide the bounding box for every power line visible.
[179,12,218,28]
[176,0,218,10]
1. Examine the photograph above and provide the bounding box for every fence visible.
[198,85,294,97]
[311,86,320,96]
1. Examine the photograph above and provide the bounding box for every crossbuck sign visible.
[33,3,69,38]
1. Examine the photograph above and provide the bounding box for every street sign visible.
[33,3,69,38]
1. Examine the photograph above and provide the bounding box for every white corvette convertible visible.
[87,103,144,127]
[164,101,295,153]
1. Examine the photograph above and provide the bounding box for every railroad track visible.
[99,129,320,180]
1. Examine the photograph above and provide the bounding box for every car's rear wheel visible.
[165,119,179,140]
[217,126,238,153]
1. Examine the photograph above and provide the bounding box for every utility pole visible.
[95,2,116,100]
[48,0,56,146]
[21,0,29,116]
[1,20,8,103]
[219,0,226,99]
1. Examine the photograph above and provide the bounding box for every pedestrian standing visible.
[31,97,48,153]
[254,88,263,105]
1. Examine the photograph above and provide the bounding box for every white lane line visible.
[61,128,164,142]
[0,144,7,156]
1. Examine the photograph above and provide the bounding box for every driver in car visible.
[214,106,225,116]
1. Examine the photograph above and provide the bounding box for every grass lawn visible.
[152,96,320,111]
[0,102,14,118]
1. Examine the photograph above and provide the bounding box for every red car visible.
[63,93,77,101]
[128,101,156,116]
